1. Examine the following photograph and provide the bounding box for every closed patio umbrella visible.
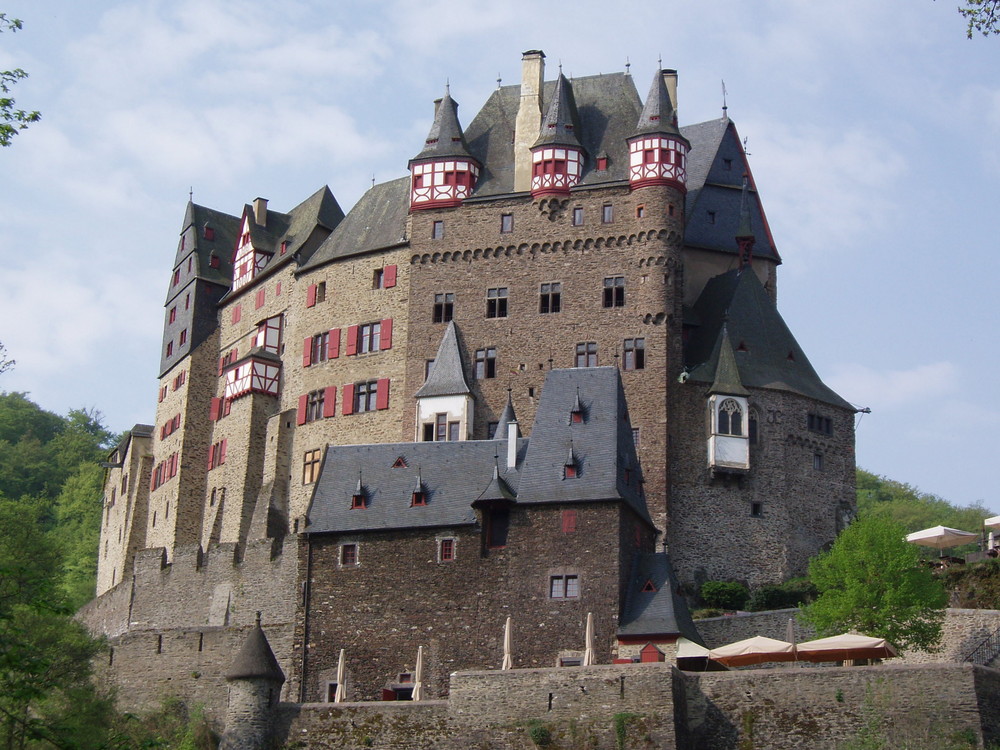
[501,616,513,670]
[334,648,346,703]
[412,646,424,702]
[583,612,594,666]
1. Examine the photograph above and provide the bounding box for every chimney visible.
[514,50,545,192]
[661,69,678,124]
[506,419,519,470]
[253,197,268,227]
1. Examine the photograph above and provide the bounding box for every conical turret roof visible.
[411,89,475,163]
[474,464,517,505]
[708,328,749,397]
[532,74,582,149]
[495,392,517,437]
[633,70,682,138]
[415,321,471,398]
[225,615,285,683]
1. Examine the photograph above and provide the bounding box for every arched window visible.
[718,399,743,436]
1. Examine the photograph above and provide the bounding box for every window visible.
[550,574,579,599]
[439,538,455,562]
[724,158,733,171]
[448,421,460,441]
[485,509,509,549]
[340,543,358,566]
[169,307,177,324]
[500,214,514,233]
[208,440,226,470]
[305,390,325,422]
[316,282,327,303]
[434,414,447,442]
[539,282,561,314]
[475,348,497,379]
[623,338,645,370]
[172,269,180,286]
[433,292,454,323]
[166,341,173,357]
[303,449,322,484]
[424,359,436,380]
[358,322,382,353]
[807,413,833,436]
[185,293,190,309]
[717,398,744,436]
[432,220,444,239]
[636,205,645,219]
[572,207,583,226]
[561,510,577,533]
[411,488,427,506]
[309,331,329,365]
[603,276,625,307]
[351,490,366,509]
[255,288,265,309]
[813,453,824,471]
[209,254,220,268]
[751,502,763,518]
[632,427,640,447]
[354,380,379,413]
[575,342,597,368]
[596,156,608,171]
[372,268,384,288]
[486,287,508,318]
[707,210,716,225]
[601,204,613,223]
[179,329,187,346]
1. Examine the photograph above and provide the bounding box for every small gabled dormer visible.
[232,200,274,292]
[569,389,585,424]
[707,330,750,473]
[473,464,516,552]
[627,70,690,193]
[411,472,427,507]
[351,475,367,509]
[530,74,585,198]
[415,321,473,441]
[409,89,480,211]
[563,445,578,479]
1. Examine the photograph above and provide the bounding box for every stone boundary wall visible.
[899,608,1000,665]
[694,608,814,648]
[76,577,133,639]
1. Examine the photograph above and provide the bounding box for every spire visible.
[736,176,756,269]
[224,617,286,683]
[474,464,516,505]
[633,69,681,138]
[415,321,471,398]
[495,390,517,437]
[412,469,424,495]
[708,327,749,397]
[532,74,582,149]
[410,89,474,163]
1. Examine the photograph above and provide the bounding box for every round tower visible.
[408,88,480,210]
[218,613,285,750]
[627,69,690,192]
[530,73,584,198]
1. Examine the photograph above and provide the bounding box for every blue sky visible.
[1,1,997,510]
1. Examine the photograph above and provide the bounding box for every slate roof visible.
[410,90,476,163]
[708,328,749,397]
[618,552,703,643]
[685,269,852,409]
[225,620,286,683]
[494,392,517,436]
[532,73,583,149]
[299,177,411,271]
[306,367,652,535]
[171,202,240,295]
[414,321,471,398]
[633,70,683,139]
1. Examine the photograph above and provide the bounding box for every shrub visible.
[747,578,818,611]
[700,581,749,611]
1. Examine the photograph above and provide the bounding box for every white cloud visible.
[828,361,958,411]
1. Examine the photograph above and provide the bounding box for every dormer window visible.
[209,254,220,269]
[564,448,578,479]
[351,493,366,510]
[596,156,608,171]
[411,490,426,507]
[571,410,583,424]
[203,224,215,241]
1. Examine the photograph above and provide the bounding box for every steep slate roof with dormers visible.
[299,177,411,271]
[306,367,651,535]
[632,70,682,139]
[532,73,583,150]
[414,321,471,398]
[410,90,476,163]
[172,202,241,292]
[618,552,703,642]
[685,269,852,409]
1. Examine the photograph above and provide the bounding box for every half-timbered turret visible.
[530,73,584,198]
[409,89,479,210]
[627,70,689,192]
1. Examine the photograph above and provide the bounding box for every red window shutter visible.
[380,318,393,350]
[562,510,577,533]
[231,305,241,324]
[384,264,397,288]
[218,357,224,376]
[256,288,265,309]
[275,281,282,296]
[220,439,227,464]
[302,337,313,367]
[322,386,337,418]
[297,394,308,425]
[231,347,238,361]
[345,325,358,356]
[328,329,340,359]
[342,384,355,415]
[160,424,165,440]
[208,445,215,470]
[376,378,390,410]
[210,397,220,421]
[306,284,317,308]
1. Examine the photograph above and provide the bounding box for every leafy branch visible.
[0,13,40,147]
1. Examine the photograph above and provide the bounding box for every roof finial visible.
[625,57,631,75]
[558,59,563,74]
[497,72,502,89]
[742,136,751,157]
[445,78,450,95]
[255,610,262,627]
[371,173,376,188]
[657,54,662,70]
[188,186,193,201]
[722,79,729,119]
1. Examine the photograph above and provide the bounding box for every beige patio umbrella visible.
[707,636,797,667]
[795,633,897,663]
[984,516,1000,529]
[501,616,513,670]
[412,646,424,702]
[583,612,595,666]
[334,648,346,703]
[905,525,978,550]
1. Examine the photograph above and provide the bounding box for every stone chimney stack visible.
[506,419,519,470]
[514,50,545,192]
[253,197,268,227]
[661,69,678,123]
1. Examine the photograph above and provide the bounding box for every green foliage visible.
[0,14,40,148]
[747,578,817,612]
[959,0,1000,37]
[613,712,639,750]
[109,698,219,749]
[801,514,947,653]
[941,558,1000,609]
[691,607,724,620]
[526,721,552,747]
[0,341,13,376]
[700,580,749,611]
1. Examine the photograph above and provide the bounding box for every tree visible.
[958,0,1000,37]
[801,514,947,654]
[0,341,13,376]
[0,14,40,147]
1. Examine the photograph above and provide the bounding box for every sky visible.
[0,0,997,511]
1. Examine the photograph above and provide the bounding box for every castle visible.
[85,50,858,730]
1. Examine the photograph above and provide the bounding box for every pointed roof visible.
[411,90,475,163]
[736,177,754,239]
[474,464,517,505]
[225,616,285,683]
[685,269,852,409]
[708,328,749,397]
[495,392,517,436]
[618,552,703,643]
[632,70,683,139]
[415,321,472,398]
[532,74,582,150]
